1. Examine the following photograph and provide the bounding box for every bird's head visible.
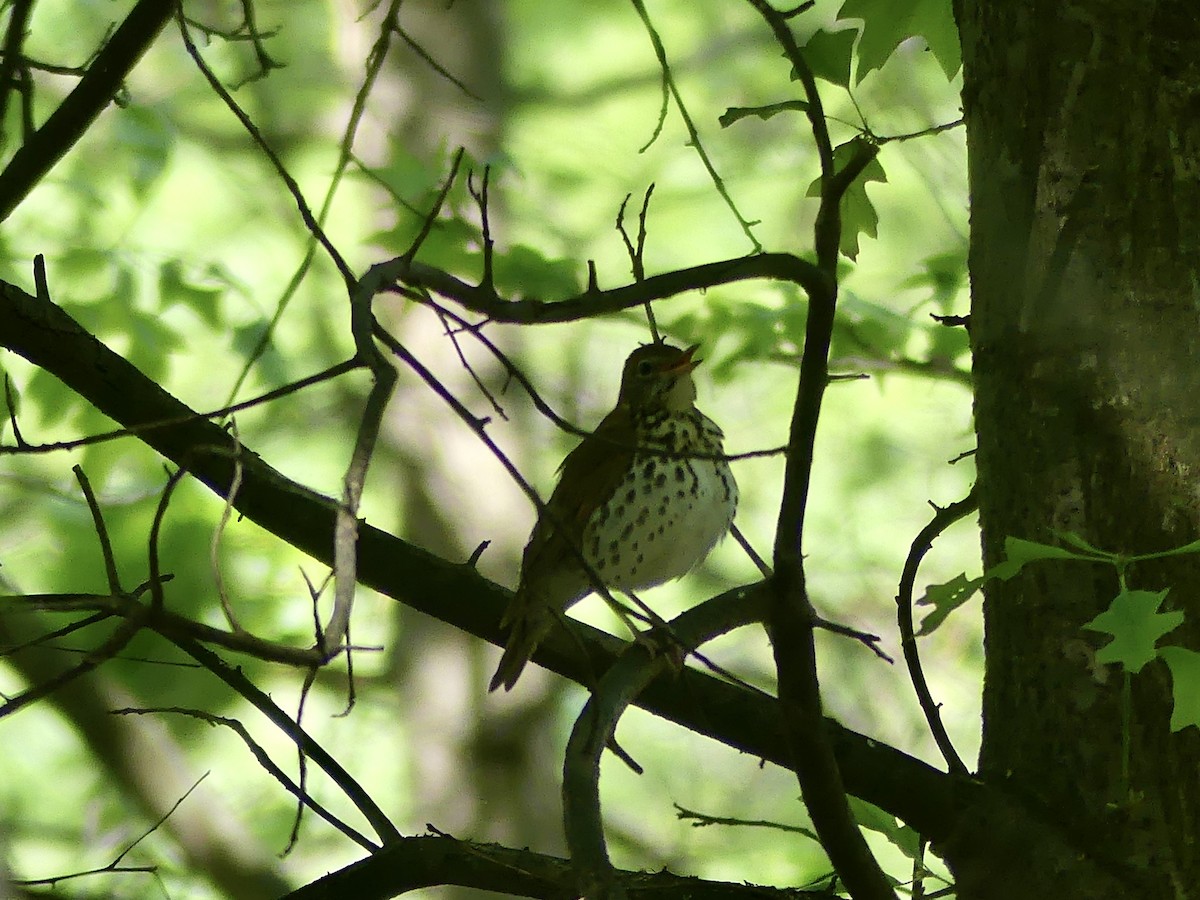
[617,342,700,413]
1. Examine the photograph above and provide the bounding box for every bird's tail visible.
[489,604,550,692]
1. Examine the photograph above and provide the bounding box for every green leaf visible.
[1083,589,1184,674]
[158,260,226,328]
[1129,537,1200,563]
[832,290,912,359]
[1053,530,1111,557]
[233,323,289,387]
[668,296,785,382]
[1158,647,1200,733]
[838,0,960,82]
[805,140,887,260]
[25,366,82,429]
[849,798,921,860]
[719,100,809,128]
[801,28,857,87]
[114,105,172,196]
[491,244,581,298]
[900,249,967,310]
[916,572,983,635]
[353,148,436,202]
[983,536,1096,581]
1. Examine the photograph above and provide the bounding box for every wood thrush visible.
[489,342,738,691]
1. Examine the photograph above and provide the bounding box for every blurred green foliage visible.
[0,0,977,896]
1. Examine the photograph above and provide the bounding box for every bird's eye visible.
[636,359,655,377]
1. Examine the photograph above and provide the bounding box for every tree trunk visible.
[957,1,1200,896]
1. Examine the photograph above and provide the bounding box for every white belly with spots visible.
[582,413,738,591]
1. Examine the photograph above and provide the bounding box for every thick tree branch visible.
[0,0,175,222]
[395,251,830,323]
[562,585,770,898]
[0,267,952,837]
[1,268,1132,894]
[745,8,891,889]
[283,832,831,900]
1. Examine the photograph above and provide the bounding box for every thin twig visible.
[1,359,361,456]
[73,465,122,592]
[160,632,401,846]
[404,147,465,263]
[732,524,889,660]
[616,185,661,341]
[211,420,245,632]
[630,0,761,252]
[467,166,494,290]
[675,803,819,841]
[176,8,355,290]
[897,487,977,776]
[434,305,508,420]
[287,667,320,854]
[2,373,26,446]
[222,0,403,406]
[394,22,482,101]
[0,611,113,659]
[874,118,964,145]
[147,466,189,610]
[114,708,377,851]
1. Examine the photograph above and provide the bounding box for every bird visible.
[489,341,738,692]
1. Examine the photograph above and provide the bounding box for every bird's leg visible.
[621,591,689,674]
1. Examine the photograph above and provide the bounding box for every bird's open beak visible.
[662,343,701,374]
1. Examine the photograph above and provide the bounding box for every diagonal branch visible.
[0,0,174,222]
[0,262,961,841]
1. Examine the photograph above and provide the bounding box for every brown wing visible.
[520,404,636,579]
[492,406,637,691]
[491,346,700,690]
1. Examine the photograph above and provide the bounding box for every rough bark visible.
[958,1,1200,896]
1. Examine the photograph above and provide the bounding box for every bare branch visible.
[396,250,829,323]
[147,466,189,610]
[223,0,404,404]
[897,488,978,776]
[0,0,35,146]
[73,465,122,593]
[394,21,482,102]
[630,0,761,252]
[114,708,377,851]
[283,831,832,900]
[563,584,770,898]
[327,259,400,654]
[616,185,661,340]
[0,0,173,221]
[176,8,355,291]
[1,359,362,456]
[211,421,246,632]
[161,632,402,846]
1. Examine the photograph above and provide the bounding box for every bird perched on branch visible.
[490,342,738,692]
